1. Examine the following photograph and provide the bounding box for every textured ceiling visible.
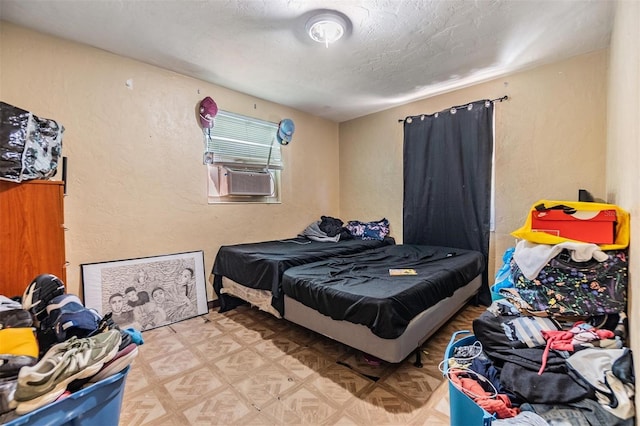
[0,0,615,122]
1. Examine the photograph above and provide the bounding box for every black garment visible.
[319,215,352,240]
[473,310,527,369]
[499,356,592,404]
[473,309,592,404]
[491,348,569,374]
[318,216,343,237]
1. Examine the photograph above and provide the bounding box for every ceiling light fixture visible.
[306,11,347,48]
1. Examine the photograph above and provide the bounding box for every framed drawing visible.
[82,251,208,331]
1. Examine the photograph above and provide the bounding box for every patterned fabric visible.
[511,250,628,316]
[345,218,390,241]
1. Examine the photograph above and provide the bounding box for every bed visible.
[282,244,484,364]
[213,239,484,365]
[212,236,395,316]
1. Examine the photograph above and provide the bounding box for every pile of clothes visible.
[456,299,635,425]
[446,200,634,425]
[300,215,390,242]
[0,274,142,423]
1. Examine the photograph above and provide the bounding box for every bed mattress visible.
[281,244,484,339]
[284,277,481,363]
[212,236,394,314]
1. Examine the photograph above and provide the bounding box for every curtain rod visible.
[398,95,508,123]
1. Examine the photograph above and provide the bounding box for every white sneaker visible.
[13,330,121,414]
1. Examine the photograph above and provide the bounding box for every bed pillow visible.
[346,218,390,241]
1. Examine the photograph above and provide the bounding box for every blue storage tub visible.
[5,367,129,426]
[444,331,495,426]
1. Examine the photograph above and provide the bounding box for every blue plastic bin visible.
[5,367,129,426]
[444,331,495,426]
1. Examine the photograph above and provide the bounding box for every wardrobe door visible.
[0,180,66,298]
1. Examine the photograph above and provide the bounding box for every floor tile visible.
[120,390,168,426]
[162,367,225,406]
[181,388,254,426]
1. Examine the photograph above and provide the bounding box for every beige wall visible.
[0,22,340,299]
[606,0,640,407]
[339,50,608,279]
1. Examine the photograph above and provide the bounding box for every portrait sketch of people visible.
[82,251,207,332]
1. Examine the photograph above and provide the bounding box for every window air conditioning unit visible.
[219,166,273,196]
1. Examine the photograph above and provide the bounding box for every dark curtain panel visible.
[403,100,494,305]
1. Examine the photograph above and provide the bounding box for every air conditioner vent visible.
[219,167,272,196]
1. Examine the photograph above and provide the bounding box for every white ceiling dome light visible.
[305,11,349,48]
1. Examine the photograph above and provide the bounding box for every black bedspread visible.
[281,244,484,339]
[212,237,395,314]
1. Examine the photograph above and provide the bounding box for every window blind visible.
[206,110,282,169]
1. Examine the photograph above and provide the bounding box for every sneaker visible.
[94,312,119,333]
[89,343,138,383]
[46,295,101,341]
[0,355,37,380]
[44,294,84,316]
[33,294,102,357]
[0,295,21,312]
[86,312,125,342]
[0,378,17,415]
[116,329,133,351]
[22,274,65,321]
[35,335,86,364]
[0,309,32,329]
[13,329,121,414]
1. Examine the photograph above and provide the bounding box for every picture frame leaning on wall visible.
[82,251,208,332]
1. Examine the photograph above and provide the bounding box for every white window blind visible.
[207,110,282,170]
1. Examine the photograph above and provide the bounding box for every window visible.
[206,110,282,169]
[205,110,282,203]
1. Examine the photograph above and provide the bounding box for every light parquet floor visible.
[119,302,485,425]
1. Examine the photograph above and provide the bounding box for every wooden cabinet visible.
[0,180,66,298]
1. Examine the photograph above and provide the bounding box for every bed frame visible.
[284,276,481,365]
[214,239,485,366]
[220,274,481,365]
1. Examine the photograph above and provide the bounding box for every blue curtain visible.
[403,100,494,305]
